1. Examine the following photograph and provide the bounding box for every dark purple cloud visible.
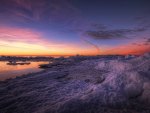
[147,38,150,42]
[144,38,150,45]
[85,27,147,40]
[132,38,150,46]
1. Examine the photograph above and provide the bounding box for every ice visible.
[0,53,150,113]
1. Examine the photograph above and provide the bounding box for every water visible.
[0,61,49,81]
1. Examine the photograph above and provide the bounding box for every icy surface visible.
[0,53,150,113]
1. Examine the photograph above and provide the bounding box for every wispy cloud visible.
[0,0,81,27]
[85,27,147,40]
[0,26,67,49]
[0,0,150,55]
[0,26,97,55]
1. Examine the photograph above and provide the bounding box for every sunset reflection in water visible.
[0,61,49,81]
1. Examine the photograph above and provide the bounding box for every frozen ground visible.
[0,53,150,113]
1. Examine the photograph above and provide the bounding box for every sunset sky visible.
[0,0,150,56]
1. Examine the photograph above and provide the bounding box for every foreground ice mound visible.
[0,54,150,113]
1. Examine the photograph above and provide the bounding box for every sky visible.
[0,0,150,56]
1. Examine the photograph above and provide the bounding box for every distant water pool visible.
[0,61,49,81]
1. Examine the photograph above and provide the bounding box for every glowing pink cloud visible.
[0,26,98,56]
[0,26,61,47]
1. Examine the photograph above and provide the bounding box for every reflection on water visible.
[0,61,49,81]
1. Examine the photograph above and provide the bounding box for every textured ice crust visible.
[0,53,150,113]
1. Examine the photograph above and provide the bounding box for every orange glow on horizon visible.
[100,42,150,55]
[0,26,149,56]
[0,26,98,56]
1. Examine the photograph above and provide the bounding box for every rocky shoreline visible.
[0,54,150,113]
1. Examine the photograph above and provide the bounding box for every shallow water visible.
[0,61,49,81]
